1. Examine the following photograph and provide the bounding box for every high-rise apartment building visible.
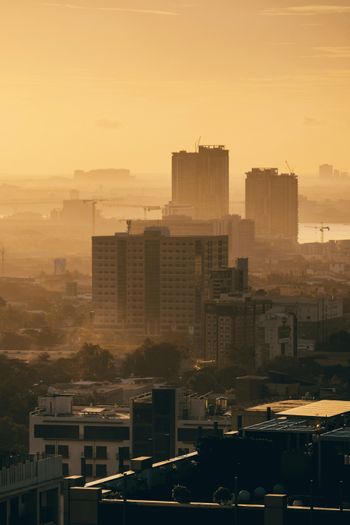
[204,296,272,368]
[172,145,229,220]
[129,214,255,265]
[319,164,333,178]
[92,228,228,339]
[245,168,298,242]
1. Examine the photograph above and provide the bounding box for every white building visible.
[29,395,130,481]
[256,310,297,367]
[30,390,231,480]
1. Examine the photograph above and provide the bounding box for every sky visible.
[0,0,350,177]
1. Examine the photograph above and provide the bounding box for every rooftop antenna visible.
[195,136,201,152]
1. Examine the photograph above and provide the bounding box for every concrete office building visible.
[29,395,130,481]
[29,390,230,480]
[245,168,298,242]
[267,294,343,343]
[131,387,231,461]
[172,145,229,220]
[255,310,297,367]
[92,228,228,340]
[204,295,272,368]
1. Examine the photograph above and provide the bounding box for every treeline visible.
[0,340,184,456]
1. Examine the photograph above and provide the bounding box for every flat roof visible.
[245,417,321,434]
[247,399,313,413]
[277,400,350,418]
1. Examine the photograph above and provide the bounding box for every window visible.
[95,464,107,478]
[58,445,69,459]
[96,446,107,459]
[62,463,69,476]
[45,444,55,456]
[84,426,129,441]
[84,463,93,477]
[84,446,93,459]
[34,424,79,440]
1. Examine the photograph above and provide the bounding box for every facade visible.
[245,168,298,242]
[255,310,297,367]
[209,258,249,299]
[204,296,272,367]
[29,396,130,481]
[172,145,229,220]
[267,295,343,343]
[0,455,62,525]
[92,228,228,339]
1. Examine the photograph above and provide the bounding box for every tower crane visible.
[83,199,162,235]
[305,222,330,243]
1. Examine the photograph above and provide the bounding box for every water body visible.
[299,223,350,244]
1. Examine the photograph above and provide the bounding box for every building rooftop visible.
[246,399,314,414]
[277,399,350,418]
[244,417,322,434]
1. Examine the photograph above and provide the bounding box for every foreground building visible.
[30,395,130,480]
[63,399,350,525]
[92,228,228,339]
[30,389,231,480]
[245,168,298,242]
[172,145,229,220]
[0,454,62,525]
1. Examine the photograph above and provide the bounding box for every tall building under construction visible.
[172,145,229,220]
[245,168,298,242]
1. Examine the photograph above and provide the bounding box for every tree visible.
[0,417,27,456]
[122,340,182,379]
[172,485,191,504]
[213,486,232,505]
[72,343,117,380]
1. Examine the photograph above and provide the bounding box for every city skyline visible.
[1,0,350,175]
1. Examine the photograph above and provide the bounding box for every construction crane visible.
[305,222,330,243]
[83,199,162,235]
[285,160,294,174]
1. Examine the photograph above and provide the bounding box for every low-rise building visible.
[0,454,62,525]
[29,395,130,480]
[255,309,297,367]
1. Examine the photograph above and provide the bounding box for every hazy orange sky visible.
[1,0,350,177]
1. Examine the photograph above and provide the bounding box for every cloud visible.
[304,116,326,126]
[312,46,350,58]
[96,118,121,129]
[41,2,179,16]
[263,5,350,16]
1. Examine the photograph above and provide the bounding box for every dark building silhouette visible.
[245,168,298,242]
[172,145,229,220]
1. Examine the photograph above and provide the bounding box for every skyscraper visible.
[92,228,228,340]
[319,164,333,178]
[172,145,229,220]
[245,168,298,242]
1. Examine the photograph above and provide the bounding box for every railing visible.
[0,454,62,495]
